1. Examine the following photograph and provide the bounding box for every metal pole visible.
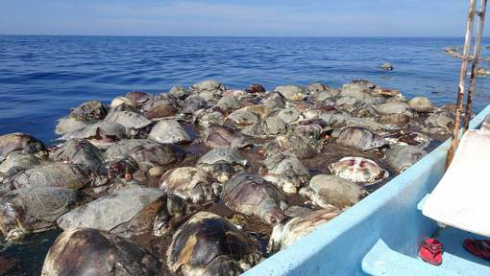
[464,0,488,131]
[446,0,477,168]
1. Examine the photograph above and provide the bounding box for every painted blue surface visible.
[245,105,490,276]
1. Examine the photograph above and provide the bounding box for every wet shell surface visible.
[41,228,156,276]
[328,157,389,185]
[105,110,152,130]
[167,212,261,276]
[148,120,192,144]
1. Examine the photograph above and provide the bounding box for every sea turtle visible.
[168,85,189,99]
[194,109,225,128]
[299,174,366,209]
[307,83,330,93]
[197,147,247,183]
[51,139,104,172]
[275,108,302,124]
[380,63,394,71]
[110,96,132,108]
[69,100,108,121]
[328,157,389,185]
[9,162,93,190]
[160,167,221,205]
[104,110,153,136]
[222,172,288,225]
[57,187,172,237]
[262,153,310,195]
[268,208,340,252]
[55,116,93,135]
[408,97,435,113]
[245,84,266,93]
[41,228,157,276]
[127,142,186,171]
[424,111,455,134]
[225,109,259,129]
[274,85,307,101]
[385,145,427,172]
[189,80,227,93]
[0,186,81,240]
[268,133,321,159]
[181,94,208,114]
[294,118,330,140]
[336,127,387,151]
[341,79,376,92]
[167,212,262,276]
[124,91,153,108]
[148,120,192,144]
[143,96,177,119]
[203,126,252,148]
[60,122,126,149]
[262,92,286,111]
[376,102,411,115]
[216,94,242,112]
[243,116,287,138]
[383,131,431,148]
[104,139,160,162]
[0,133,47,161]
[0,153,43,184]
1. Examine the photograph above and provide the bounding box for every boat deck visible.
[429,226,490,275]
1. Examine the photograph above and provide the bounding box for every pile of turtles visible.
[0,79,455,275]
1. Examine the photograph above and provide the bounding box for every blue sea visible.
[1,36,490,142]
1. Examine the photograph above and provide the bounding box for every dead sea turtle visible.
[336,127,387,151]
[222,172,288,225]
[0,186,81,240]
[243,116,287,138]
[0,153,43,183]
[0,133,46,161]
[274,85,307,101]
[203,126,251,149]
[105,110,152,136]
[328,157,389,185]
[268,133,321,159]
[104,139,160,162]
[383,131,431,148]
[160,167,221,205]
[148,120,192,144]
[189,80,227,93]
[385,145,427,172]
[225,109,259,129]
[167,211,262,276]
[51,139,104,172]
[408,97,434,113]
[299,174,366,209]
[60,122,126,149]
[268,208,340,252]
[128,142,185,171]
[41,228,157,276]
[197,147,247,183]
[57,187,171,237]
[245,84,266,93]
[9,162,93,190]
[55,116,93,135]
[262,153,310,195]
[69,100,108,121]
[124,91,153,108]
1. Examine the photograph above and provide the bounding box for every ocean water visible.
[1,36,490,142]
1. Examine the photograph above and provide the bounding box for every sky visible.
[0,0,487,37]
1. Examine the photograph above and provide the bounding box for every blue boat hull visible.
[244,105,490,276]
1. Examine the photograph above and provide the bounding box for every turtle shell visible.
[328,157,389,185]
[167,212,261,276]
[0,133,46,160]
[105,111,152,130]
[198,147,247,167]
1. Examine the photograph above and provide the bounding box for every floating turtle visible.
[60,122,126,149]
[408,97,434,113]
[55,116,93,135]
[299,174,366,209]
[189,80,227,92]
[0,153,43,183]
[376,102,411,115]
[69,100,108,121]
[307,82,330,93]
[167,212,262,276]
[105,110,152,136]
[51,139,104,172]
[328,157,389,185]
[124,91,153,108]
[41,228,157,276]
[222,172,288,225]
[57,187,171,237]
[385,145,427,172]
[0,186,81,240]
[262,153,310,195]
[268,208,340,252]
[336,127,387,151]
[110,96,132,108]
[245,84,266,93]
[148,120,191,144]
[197,147,247,183]
[203,126,251,149]
[0,133,46,161]
[9,162,93,190]
[274,85,307,101]
[160,167,221,205]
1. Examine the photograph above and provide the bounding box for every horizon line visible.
[0,34,473,39]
